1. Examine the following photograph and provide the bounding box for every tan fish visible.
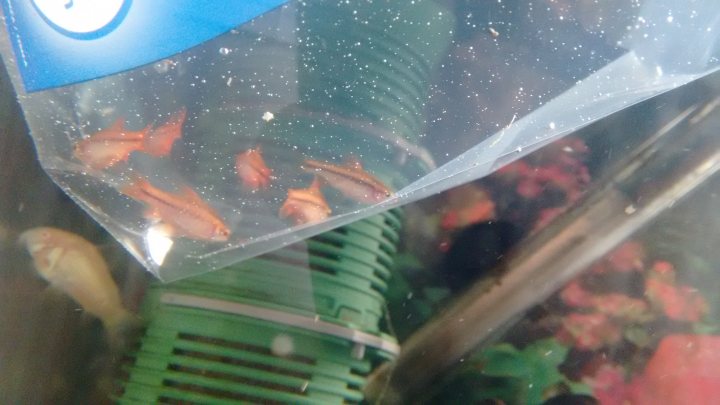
[120,177,231,242]
[301,158,392,204]
[18,227,138,341]
[73,118,152,170]
[279,177,332,225]
[235,146,273,191]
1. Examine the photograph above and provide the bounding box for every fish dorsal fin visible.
[180,186,209,209]
[93,117,125,139]
[345,156,364,170]
[289,182,327,207]
[247,145,263,155]
[308,176,324,194]
[141,123,153,135]
[172,107,188,125]
[108,117,125,133]
[245,148,263,164]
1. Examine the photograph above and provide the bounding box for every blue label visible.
[1,0,287,92]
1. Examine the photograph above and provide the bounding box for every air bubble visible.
[271,334,294,357]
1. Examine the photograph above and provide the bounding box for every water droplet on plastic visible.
[219,47,231,56]
[153,59,173,74]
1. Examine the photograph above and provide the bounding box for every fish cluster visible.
[74,107,187,170]
[276,158,392,226]
[73,109,393,242]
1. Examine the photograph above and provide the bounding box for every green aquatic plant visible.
[429,338,591,404]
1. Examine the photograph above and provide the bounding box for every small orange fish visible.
[121,177,231,242]
[73,118,152,170]
[301,158,392,204]
[235,147,273,190]
[279,177,331,225]
[144,107,187,157]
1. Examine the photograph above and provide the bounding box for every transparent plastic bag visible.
[1,0,719,280]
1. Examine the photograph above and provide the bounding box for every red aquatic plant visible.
[533,206,569,232]
[560,280,594,308]
[589,241,646,275]
[556,312,622,351]
[553,238,711,367]
[644,261,708,322]
[560,280,650,322]
[592,293,649,323]
[490,136,591,232]
[587,335,720,405]
[586,364,628,405]
[504,138,590,198]
[552,237,713,404]
[606,241,645,273]
[627,334,720,404]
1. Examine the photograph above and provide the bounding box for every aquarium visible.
[1,1,720,404]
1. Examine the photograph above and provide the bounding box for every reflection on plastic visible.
[146,224,174,266]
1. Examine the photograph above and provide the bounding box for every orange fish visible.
[279,177,331,225]
[440,183,496,230]
[120,177,231,242]
[235,147,273,190]
[73,118,152,170]
[144,107,187,157]
[301,158,392,204]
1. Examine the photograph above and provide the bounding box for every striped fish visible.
[301,158,392,204]
[121,178,231,242]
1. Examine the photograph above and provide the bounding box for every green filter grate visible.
[118,211,403,404]
[161,209,403,333]
[118,296,396,404]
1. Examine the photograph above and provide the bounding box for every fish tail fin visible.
[141,123,154,136]
[103,308,143,350]
[309,176,324,191]
[172,106,188,125]
[108,117,126,133]
[142,109,184,157]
